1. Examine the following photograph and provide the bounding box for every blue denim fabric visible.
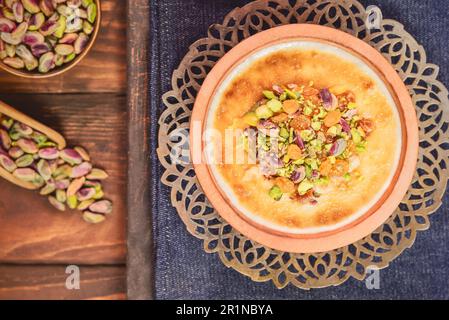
[150,0,449,299]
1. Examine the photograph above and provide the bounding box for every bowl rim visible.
[190,24,419,253]
[0,0,101,79]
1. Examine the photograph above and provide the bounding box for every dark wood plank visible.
[0,0,126,94]
[0,265,125,300]
[0,93,126,264]
[126,0,153,300]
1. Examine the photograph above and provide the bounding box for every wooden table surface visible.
[0,0,127,300]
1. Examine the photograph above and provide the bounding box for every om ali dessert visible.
[206,43,401,234]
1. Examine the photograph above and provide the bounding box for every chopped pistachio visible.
[269,185,283,201]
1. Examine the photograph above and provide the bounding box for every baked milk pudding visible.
[205,41,401,234]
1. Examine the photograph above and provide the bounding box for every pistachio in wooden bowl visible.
[0,0,101,78]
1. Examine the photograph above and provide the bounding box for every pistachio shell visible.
[54,43,73,55]
[16,138,38,153]
[86,168,108,180]
[59,148,82,165]
[48,195,65,211]
[38,147,59,159]
[12,2,24,23]
[28,12,45,31]
[0,153,17,172]
[89,200,112,215]
[82,211,105,224]
[22,0,41,14]
[15,154,34,167]
[67,176,85,196]
[0,17,16,32]
[38,51,55,73]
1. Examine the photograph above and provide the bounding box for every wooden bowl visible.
[191,24,419,253]
[0,0,101,79]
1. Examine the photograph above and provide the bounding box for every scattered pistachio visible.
[48,195,65,211]
[89,200,112,215]
[40,182,56,195]
[77,198,94,211]
[0,0,97,73]
[86,168,108,180]
[82,211,105,224]
[70,161,92,178]
[67,194,77,209]
[76,187,95,201]
[67,176,85,196]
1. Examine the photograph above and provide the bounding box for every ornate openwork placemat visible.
[158,0,449,289]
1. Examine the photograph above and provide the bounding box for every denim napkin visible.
[150,0,449,299]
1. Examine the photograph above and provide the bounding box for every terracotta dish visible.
[191,24,418,253]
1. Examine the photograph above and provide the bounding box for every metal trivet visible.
[158,0,449,289]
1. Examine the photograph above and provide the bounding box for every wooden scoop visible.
[0,100,66,190]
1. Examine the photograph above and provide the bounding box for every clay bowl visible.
[0,0,101,79]
[190,24,419,253]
